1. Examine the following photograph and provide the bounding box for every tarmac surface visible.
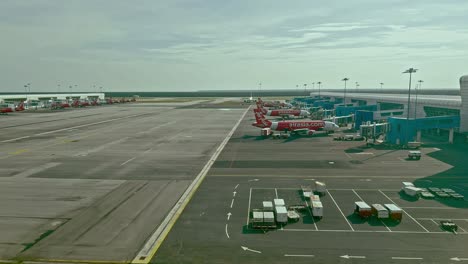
[0,101,246,262]
[153,108,468,264]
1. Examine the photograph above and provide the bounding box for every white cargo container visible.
[384,204,403,221]
[275,206,288,223]
[274,199,285,207]
[403,186,422,197]
[315,181,327,196]
[371,204,389,219]
[263,211,275,225]
[263,201,273,211]
[311,201,323,218]
[252,211,264,228]
[261,128,271,137]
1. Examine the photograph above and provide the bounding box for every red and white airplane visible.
[252,110,339,135]
[15,102,25,111]
[256,103,309,117]
[0,104,13,114]
[257,98,292,108]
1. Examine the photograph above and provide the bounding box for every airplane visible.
[1,104,14,114]
[252,110,339,135]
[15,102,25,111]
[258,98,292,108]
[256,103,309,117]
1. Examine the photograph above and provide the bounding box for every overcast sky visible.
[1,0,467,92]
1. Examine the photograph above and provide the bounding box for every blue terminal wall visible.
[335,105,377,117]
[355,110,375,130]
[387,116,460,144]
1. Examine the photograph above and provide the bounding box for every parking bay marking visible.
[392,257,423,260]
[225,224,230,239]
[327,190,354,231]
[284,254,314,257]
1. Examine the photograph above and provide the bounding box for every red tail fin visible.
[253,109,271,128]
[256,102,267,114]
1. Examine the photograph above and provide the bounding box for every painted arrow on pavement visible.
[241,246,261,254]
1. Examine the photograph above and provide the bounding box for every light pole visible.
[415,80,423,119]
[342,78,349,106]
[58,84,61,93]
[380,82,384,92]
[355,82,360,92]
[403,68,418,144]
[303,83,307,97]
[317,81,322,98]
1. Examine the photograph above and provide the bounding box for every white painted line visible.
[13,162,61,178]
[233,191,237,197]
[284,254,314,257]
[341,255,365,259]
[392,257,423,260]
[120,157,136,166]
[225,224,230,239]
[132,107,250,264]
[143,148,153,154]
[457,225,467,233]
[274,188,278,199]
[352,189,391,232]
[344,152,352,159]
[379,190,429,233]
[234,184,239,189]
[402,207,456,209]
[230,199,234,208]
[327,190,354,231]
[35,113,149,137]
[430,219,439,226]
[246,188,252,225]
[252,187,400,191]
[280,228,461,234]
[1,136,30,143]
[417,218,468,221]
[241,246,261,254]
[304,200,318,231]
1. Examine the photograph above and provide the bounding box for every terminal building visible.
[310,75,468,144]
[0,93,105,103]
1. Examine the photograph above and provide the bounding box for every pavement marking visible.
[280,228,466,234]
[402,207,457,209]
[120,157,136,166]
[75,137,129,157]
[8,148,30,155]
[417,218,468,221]
[233,191,237,197]
[241,246,261,254]
[274,188,278,199]
[341,255,365,259]
[234,184,239,189]
[230,199,235,208]
[379,190,429,233]
[35,112,151,137]
[24,259,128,264]
[246,187,252,225]
[451,257,468,261]
[430,219,439,226]
[327,190,354,231]
[457,225,467,233]
[304,200,318,231]
[143,148,153,154]
[227,212,232,221]
[225,224,230,239]
[344,152,352,159]
[352,189,391,232]
[392,257,423,260]
[212,174,466,179]
[1,135,30,143]
[284,254,314,257]
[13,162,61,178]
[132,106,250,264]
[252,187,400,191]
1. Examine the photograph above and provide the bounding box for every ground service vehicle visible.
[251,211,276,230]
[315,181,327,196]
[354,202,372,219]
[275,206,288,224]
[384,204,403,221]
[301,185,312,198]
[440,220,458,232]
[311,201,323,219]
[408,150,421,160]
[261,128,271,137]
[371,204,389,219]
[403,186,422,198]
